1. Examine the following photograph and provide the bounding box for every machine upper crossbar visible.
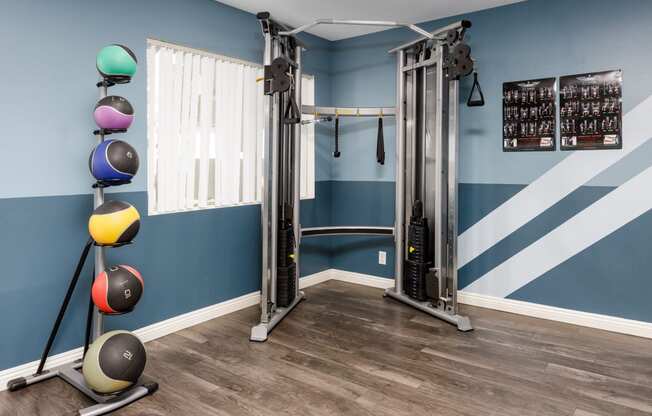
[302,105,395,117]
[279,18,434,39]
[388,20,471,53]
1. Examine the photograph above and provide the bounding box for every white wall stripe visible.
[458,94,652,268]
[464,164,652,297]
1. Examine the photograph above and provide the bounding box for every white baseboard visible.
[327,269,652,340]
[299,269,333,289]
[0,271,342,391]
[5,268,651,391]
[0,269,356,391]
[135,291,260,343]
[458,290,652,339]
[329,269,394,289]
[0,291,261,392]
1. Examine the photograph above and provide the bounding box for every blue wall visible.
[329,181,395,277]
[0,0,334,371]
[0,0,334,199]
[331,0,652,185]
[0,192,261,368]
[328,0,652,323]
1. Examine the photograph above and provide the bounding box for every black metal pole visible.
[36,237,94,375]
[83,267,96,356]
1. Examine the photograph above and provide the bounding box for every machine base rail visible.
[7,360,157,416]
[251,291,305,342]
[301,226,394,238]
[384,288,473,331]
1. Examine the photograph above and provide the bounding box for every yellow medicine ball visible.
[89,200,140,245]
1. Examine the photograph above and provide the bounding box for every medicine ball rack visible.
[252,14,479,341]
[7,61,156,416]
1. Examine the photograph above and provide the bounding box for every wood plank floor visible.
[2,280,652,415]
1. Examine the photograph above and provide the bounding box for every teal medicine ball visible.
[96,45,137,82]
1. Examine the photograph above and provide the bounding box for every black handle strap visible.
[467,72,485,107]
[376,117,385,165]
[333,117,341,158]
[283,93,301,124]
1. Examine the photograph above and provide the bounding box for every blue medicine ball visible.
[89,139,139,182]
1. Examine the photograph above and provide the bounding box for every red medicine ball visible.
[92,265,144,314]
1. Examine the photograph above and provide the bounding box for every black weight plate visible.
[274,77,291,92]
[270,57,290,76]
[455,57,473,77]
[453,43,471,59]
[446,29,458,46]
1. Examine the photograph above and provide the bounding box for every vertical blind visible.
[146,39,315,215]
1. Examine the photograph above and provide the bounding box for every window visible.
[146,39,315,215]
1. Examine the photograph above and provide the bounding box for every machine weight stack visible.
[404,201,433,301]
[277,217,296,308]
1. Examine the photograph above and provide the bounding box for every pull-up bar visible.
[302,105,396,117]
[279,18,434,40]
[388,20,471,53]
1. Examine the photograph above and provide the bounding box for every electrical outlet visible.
[378,251,387,265]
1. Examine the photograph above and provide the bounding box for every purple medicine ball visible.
[93,96,134,130]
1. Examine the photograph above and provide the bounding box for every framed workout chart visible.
[559,69,623,150]
[502,77,557,152]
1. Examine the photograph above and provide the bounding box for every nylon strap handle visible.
[333,112,341,158]
[467,72,485,107]
[377,116,385,165]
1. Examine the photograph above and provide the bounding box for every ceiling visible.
[218,0,524,41]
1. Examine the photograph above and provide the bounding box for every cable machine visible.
[251,13,304,341]
[251,13,483,341]
[385,20,481,331]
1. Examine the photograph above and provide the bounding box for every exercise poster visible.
[503,78,556,152]
[560,69,622,150]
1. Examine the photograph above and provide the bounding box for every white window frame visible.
[146,39,315,216]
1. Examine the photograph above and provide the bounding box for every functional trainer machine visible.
[385,20,480,331]
[250,13,305,342]
[251,14,482,341]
